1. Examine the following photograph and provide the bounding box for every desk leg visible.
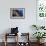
[16,34,18,46]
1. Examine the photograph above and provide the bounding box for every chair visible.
[18,33,30,46]
[4,33,18,46]
[4,27,19,46]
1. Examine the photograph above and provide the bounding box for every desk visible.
[4,33,18,46]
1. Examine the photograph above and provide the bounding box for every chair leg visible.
[4,41,7,46]
[4,33,7,46]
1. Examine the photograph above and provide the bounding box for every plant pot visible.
[37,39,40,43]
[37,39,45,44]
[40,38,45,43]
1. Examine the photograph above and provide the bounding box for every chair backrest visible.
[11,27,18,34]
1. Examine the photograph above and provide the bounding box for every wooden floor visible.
[0,42,46,46]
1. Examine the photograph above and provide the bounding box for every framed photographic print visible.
[10,8,25,19]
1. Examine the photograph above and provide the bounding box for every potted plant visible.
[32,24,45,30]
[33,32,46,43]
[40,26,45,29]
[32,25,39,30]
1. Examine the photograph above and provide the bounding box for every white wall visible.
[0,0,37,42]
